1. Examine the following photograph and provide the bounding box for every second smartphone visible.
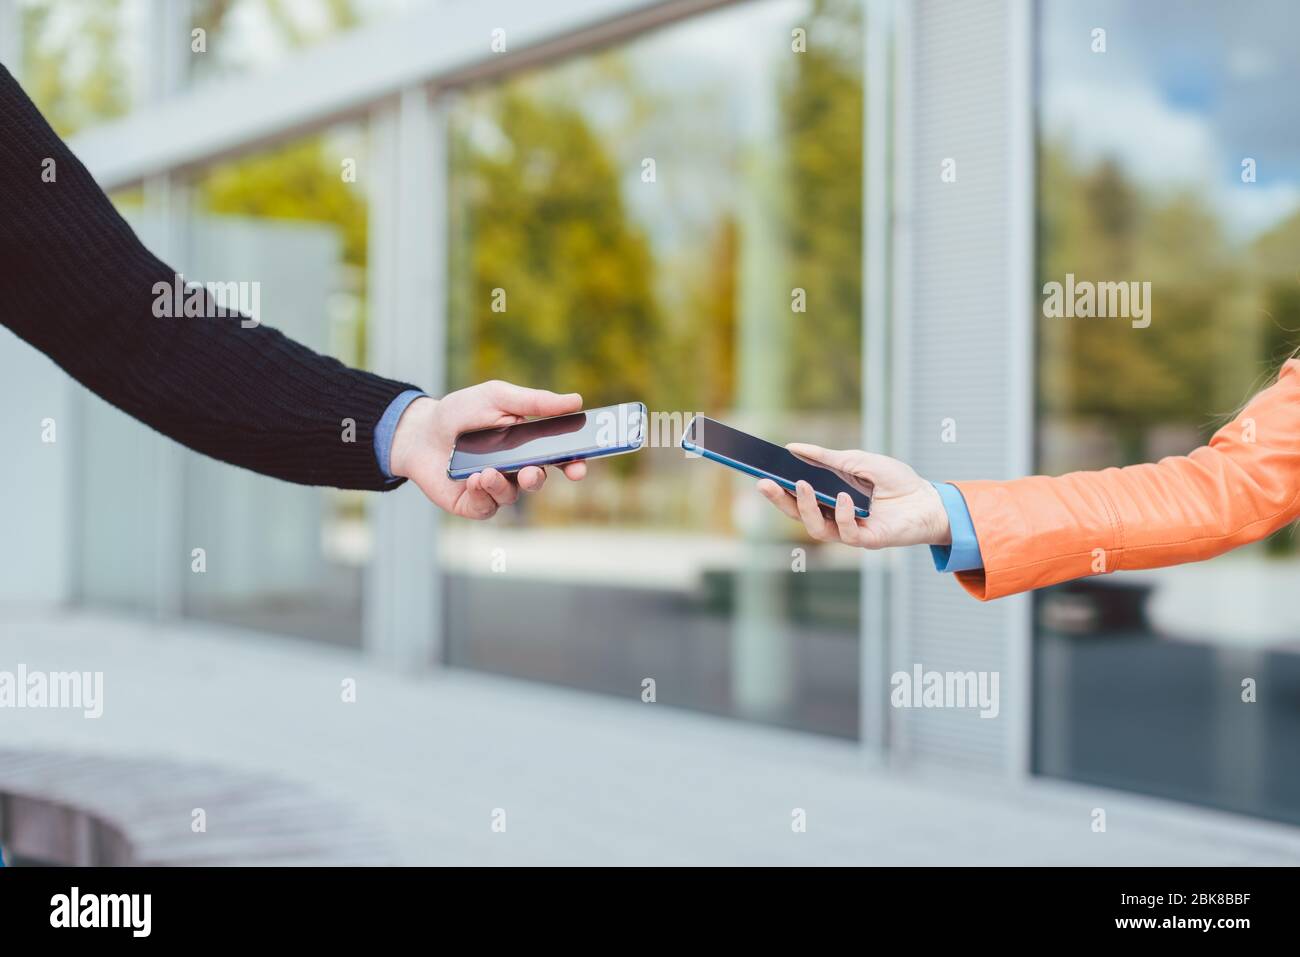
[681,415,871,518]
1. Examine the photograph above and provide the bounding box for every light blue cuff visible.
[929,482,984,573]
[374,390,427,480]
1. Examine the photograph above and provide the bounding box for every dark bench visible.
[0,748,395,866]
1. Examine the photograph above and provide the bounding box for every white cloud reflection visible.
[1041,0,1300,241]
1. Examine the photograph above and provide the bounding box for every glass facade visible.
[443,0,865,737]
[4,0,1297,837]
[177,125,375,645]
[1036,0,1300,824]
[9,0,1300,870]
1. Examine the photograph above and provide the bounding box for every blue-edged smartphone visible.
[447,401,646,480]
[681,415,871,518]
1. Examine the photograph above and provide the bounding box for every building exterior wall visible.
[891,0,1034,773]
[2,0,1040,774]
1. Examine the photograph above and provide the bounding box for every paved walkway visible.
[2,610,1299,865]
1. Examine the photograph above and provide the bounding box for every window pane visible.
[178,124,374,646]
[1037,0,1300,823]
[444,0,864,737]
[73,191,169,612]
[18,0,151,135]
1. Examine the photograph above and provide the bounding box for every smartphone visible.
[447,401,646,480]
[681,415,871,518]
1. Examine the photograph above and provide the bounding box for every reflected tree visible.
[778,0,864,412]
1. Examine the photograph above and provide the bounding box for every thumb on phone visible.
[786,442,852,471]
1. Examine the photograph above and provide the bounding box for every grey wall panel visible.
[891,0,1033,773]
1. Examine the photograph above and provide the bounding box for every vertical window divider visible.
[887,0,915,763]
[1004,0,1037,780]
[146,0,191,620]
[861,0,895,756]
[363,85,444,670]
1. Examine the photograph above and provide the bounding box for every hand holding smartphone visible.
[447,401,646,480]
[681,415,872,518]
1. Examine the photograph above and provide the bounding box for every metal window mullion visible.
[362,99,400,665]
[1004,0,1037,779]
[860,0,895,754]
[149,0,192,102]
[363,86,442,671]
[143,0,191,619]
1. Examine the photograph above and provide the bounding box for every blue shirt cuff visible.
[374,390,427,480]
[929,482,984,573]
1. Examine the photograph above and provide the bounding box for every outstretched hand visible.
[389,379,587,520]
[756,444,951,549]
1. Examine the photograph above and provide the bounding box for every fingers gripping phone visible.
[447,401,646,480]
[681,415,871,518]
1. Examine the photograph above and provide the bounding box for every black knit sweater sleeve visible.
[0,64,420,490]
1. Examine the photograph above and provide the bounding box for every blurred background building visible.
[1,0,1298,864]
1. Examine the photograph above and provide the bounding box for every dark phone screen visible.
[450,403,642,473]
[686,416,873,511]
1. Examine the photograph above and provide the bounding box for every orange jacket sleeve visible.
[949,359,1300,601]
